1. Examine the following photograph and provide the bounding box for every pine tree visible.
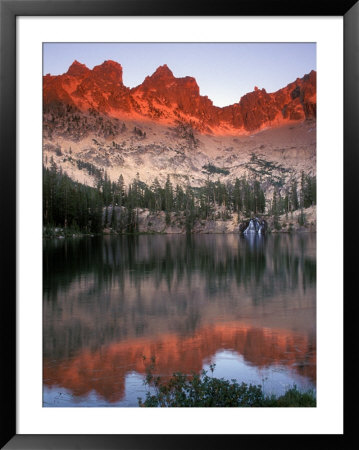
[110,205,117,231]
[116,174,125,206]
[164,175,174,213]
[185,184,195,233]
[174,185,184,213]
[298,207,306,226]
[272,189,280,230]
[151,178,162,212]
[104,206,109,227]
[233,178,242,213]
[90,196,103,233]
[242,179,251,216]
[300,171,305,208]
[290,179,299,211]
[311,176,317,205]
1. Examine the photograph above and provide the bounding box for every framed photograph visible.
[1,1,356,448]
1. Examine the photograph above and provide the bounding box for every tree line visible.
[43,162,316,234]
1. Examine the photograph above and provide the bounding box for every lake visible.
[43,233,316,407]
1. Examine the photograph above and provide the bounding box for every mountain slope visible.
[43,61,316,193]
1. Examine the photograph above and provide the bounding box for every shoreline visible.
[43,228,317,239]
[43,205,316,239]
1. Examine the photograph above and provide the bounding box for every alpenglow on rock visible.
[43,60,316,135]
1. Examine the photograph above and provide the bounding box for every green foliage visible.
[110,205,118,231]
[271,189,281,229]
[263,387,316,407]
[298,208,306,226]
[44,160,313,236]
[139,362,264,407]
[43,165,102,232]
[290,179,299,211]
[138,360,316,408]
[76,159,103,180]
[300,171,316,208]
[165,211,171,226]
[245,154,290,187]
[202,164,230,176]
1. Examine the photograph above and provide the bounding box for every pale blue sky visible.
[43,43,316,107]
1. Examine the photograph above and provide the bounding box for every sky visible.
[43,43,316,107]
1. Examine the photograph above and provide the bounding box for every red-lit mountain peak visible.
[43,59,316,134]
[137,64,176,91]
[150,64,174,79]
[66,60,90,78]
[91,60,123,84]
[138,64,199,93]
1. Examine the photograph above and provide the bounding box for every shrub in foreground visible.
[262,387,316,407]
[138,362,316,407]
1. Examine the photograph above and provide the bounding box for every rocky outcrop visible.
[101,207,315,235]
[103,207,241,234]
[44,60,133,114]
[43,60,316,135]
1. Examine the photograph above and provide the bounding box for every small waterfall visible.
[243,217,266,235]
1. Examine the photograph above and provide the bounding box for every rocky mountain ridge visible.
[44,60,316,134]
[43,61,316,196]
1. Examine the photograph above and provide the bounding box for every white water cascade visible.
[243,218,265,235]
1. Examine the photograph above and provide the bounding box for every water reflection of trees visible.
[43,234,316,359]
[44,234,315,298]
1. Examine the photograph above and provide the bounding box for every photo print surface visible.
[43,43,316,407]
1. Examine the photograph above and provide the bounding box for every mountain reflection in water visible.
[43,234,316,406]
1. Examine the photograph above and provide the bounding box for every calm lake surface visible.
[43,234,316,407]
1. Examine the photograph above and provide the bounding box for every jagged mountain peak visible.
[91,60,123,83]
[66,60,90,77]
[44,59,316,135]
[136,64,200,95]
[151,64,174,79]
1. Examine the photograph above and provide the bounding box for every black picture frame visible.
[1,1,357,448]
